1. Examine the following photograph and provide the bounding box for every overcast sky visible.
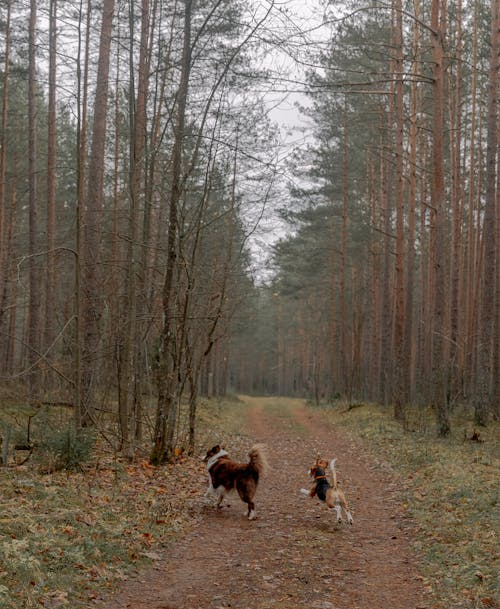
[265,0,328,140]
[245,0,331,281]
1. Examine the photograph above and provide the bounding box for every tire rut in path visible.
[97,399,426,609]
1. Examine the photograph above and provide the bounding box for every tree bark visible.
[465,0,480,399]
[448,0,464,402]
[118,0,150,459]
[393,0,407,423]
[475,0,500,425]
[74,0,91,429]
[44,0,57,364]
[0,0,11,369]
[430,0,450,436]
[340,95,349,398]
[151,0,192,464]
[28,0,41,402]
[405,0,420,405]
[80,0,115,426]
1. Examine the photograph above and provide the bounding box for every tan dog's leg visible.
[338,489,353,524]
[327,489,353,524]
[326,490,341,522]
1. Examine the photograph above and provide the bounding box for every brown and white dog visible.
[202,444,268,520]
[301,456,353,525]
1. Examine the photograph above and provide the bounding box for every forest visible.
[0,2,499,608]
[0,0,499,467]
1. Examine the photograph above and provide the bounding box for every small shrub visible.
[37,425,95,471]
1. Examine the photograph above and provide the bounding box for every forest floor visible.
[96,396,428,609]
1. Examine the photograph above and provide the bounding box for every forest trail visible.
[97,397,426,609]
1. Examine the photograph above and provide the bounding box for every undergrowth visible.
[1,395,497,609]
[315,401,499,609]
[0,396,247,609]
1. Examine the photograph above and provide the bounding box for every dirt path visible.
[97,398,426,609]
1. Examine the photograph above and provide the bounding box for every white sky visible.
[245,0,330,281]
[264,0,328,138]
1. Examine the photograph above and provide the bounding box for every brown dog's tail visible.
[248,444,269,476]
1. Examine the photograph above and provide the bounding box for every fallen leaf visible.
[141,551,162,561]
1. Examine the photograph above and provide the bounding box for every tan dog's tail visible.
[248,444,269,476]
[329,458,339,489]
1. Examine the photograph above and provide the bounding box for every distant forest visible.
[0,0,498,461]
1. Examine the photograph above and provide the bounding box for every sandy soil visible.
[96,397,427,609]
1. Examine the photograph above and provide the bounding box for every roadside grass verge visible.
[0,449,205,608]
[315,401,499,609]
[0,396,245,609]
[196,394,249,446]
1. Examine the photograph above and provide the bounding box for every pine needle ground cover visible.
[0,398,245,609]
[316,402,499,609]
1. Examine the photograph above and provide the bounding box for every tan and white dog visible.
[203,444,268,520]
[301,456,353,525]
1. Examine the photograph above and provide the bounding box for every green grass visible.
[1,396,497,608]
[0,454,202,608]
[195,395,249,444]
[0,396,242,609]
[314,401,499,609]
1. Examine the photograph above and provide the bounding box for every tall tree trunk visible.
[151,0,192,465]
[119,0,150,459]
[417,139,430,400]
[380,107,393,405]
[340,95,349,398]
[475,0,500,425]
[28,0,41,402]
[44,0,57,364]
[405,0,420,404]
[80,0,115,426]
[494,113,500,419]
[4,159,17,374]
[0,0,11,370]
[0,0,8,283]
[328,218,337,398]
[393,0,406,423]
[465,0,480,399]
[369,154,382,401]
[134,0,160,443]
[430,0,450,436]
[448,0,464,402]
[74,0,91,428]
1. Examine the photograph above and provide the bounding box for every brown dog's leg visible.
[237,480,257,520]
